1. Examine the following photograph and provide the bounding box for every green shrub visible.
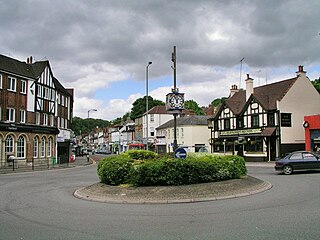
[97,155,133,185]
[97,150,247,186]
[121,150,158,160]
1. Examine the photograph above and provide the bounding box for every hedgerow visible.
[97,150,247,186]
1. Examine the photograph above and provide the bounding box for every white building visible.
[156,115,211,153]
[209,66,320,161]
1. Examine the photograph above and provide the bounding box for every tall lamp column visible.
[146,61,152,150]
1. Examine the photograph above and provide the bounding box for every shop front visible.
[304,115,320,152]
[214,127,279,162]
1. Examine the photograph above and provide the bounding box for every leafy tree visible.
[184,99,204,115]
[311,78,320,93]
[211,97,227,108]
[72,117,110,135]
[130,96,165,119]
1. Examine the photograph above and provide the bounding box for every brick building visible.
[0,54,73,167]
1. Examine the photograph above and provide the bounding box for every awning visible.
[261,127,276,137]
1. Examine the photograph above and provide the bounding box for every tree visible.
[72,117,110,135]
[211,97,227,108]
[311,78,320,93]
[130,96,165,119]
[184,100,204,115]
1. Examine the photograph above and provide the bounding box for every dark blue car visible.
[275,151,320,175]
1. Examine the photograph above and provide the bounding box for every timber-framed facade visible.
[0,54,73,167]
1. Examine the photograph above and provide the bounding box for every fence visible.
[0,157,71,173]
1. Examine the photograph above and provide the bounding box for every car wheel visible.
[283,165,293,175]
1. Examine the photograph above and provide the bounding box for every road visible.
[0,162,319,240]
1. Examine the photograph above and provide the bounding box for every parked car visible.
[275,151,320,175]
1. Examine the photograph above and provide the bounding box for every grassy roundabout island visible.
[97,150,247,186]
[74,150,272,203]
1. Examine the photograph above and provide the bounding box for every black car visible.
[275,151,320,175]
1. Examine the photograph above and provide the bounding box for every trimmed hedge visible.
[97,150,247,186]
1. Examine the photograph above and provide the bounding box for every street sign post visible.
[174,148,187,159]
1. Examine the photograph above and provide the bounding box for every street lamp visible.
[146,61,152,150]
[87,109,97,140]
[207,118,214,153]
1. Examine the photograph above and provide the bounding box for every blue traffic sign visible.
[174,148,187,159]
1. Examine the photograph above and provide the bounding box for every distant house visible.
[209,66,320,161]
[134,105,193,148]
[0,54,74,166]
[156,115,211,153]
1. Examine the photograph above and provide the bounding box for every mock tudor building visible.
[209,66,320,161]
[0,54,73,167]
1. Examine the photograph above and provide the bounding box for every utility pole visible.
[172,46,178,151]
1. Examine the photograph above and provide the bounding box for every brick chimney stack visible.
[296,65,306,78]
[229,84,239,97]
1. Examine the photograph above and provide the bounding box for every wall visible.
[279,74,320,145]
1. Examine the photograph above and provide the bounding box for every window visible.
[47,138,52,157]
[251,115,259,127]
[224,118,230,130]
[50,115,54,126]
[0,74,2,88]
[150,127,155,137]
[0,106,1,121]
[36,112,40,125]
[65,119,68,129]
[43,113,48,126]
[150,114,154,122]
[5,135,14,153]
[8,76,16,91]
[34,137,39,158]
[21,80,26,94]
[61,95,65,106]
[237,117,244,128]
[20,110,25,123]
[181,128,184,138]
[40,137,45,158]
[290,153,302,160]
[7,108,15,122]
[17,136,25,158]
[268,113,275,126]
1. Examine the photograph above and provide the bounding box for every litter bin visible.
[51,157,57,165]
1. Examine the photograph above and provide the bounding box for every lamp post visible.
[87,109,97,144]
[207,118,214,153]
[239,57,245,88]
[146,61,152,150]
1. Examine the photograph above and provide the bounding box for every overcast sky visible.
[1,0,319,120]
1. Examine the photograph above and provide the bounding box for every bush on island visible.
[97,150,247,186]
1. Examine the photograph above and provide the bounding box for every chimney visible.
[229,84,239,97]
[26,56,33,64]
[296,65,306,78]
[245,74,254,101]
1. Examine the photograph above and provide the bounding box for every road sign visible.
[174,148,187,159]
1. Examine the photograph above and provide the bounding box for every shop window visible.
[40,137,46,158]
[246,137,263,152]
[0,74,2,88]
[34,137,39,158]
[17,136,25,158]
[47,138,52,157]
[5,135,14,154]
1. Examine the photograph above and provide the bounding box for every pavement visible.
[74,161,274,204]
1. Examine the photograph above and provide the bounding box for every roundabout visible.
[74,175,272,204]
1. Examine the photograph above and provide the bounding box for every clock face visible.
[166,93,184,110]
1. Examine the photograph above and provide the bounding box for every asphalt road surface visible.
[0,163,319,240]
